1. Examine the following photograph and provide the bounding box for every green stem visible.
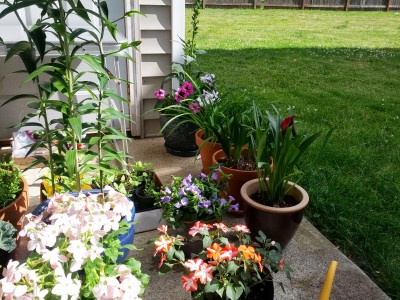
[57,0,81,191]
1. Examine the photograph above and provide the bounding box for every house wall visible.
[131,0,185,138]
[0,0,183,140]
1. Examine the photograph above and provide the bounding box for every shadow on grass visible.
[198,47,400,299]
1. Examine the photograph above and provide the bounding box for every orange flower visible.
[253,253,263,272]
[154,235,172,254]
[158,253,166,269]
[238,245,255,260]
[207,243,222,262]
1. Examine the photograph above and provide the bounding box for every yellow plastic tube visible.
[319,260,338,300]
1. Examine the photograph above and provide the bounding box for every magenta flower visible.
[189,102,202,113]
[175,88,189,102]
[154,89,166,100]
[182,81,194,95]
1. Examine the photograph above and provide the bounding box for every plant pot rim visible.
[212,149,257,174]
[241,178,309,213]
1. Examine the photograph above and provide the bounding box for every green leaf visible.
[99,1,109,18]
[79,54,109,78]
[23,65,60,83]
[1,94,38,107]
[0,220,17,253]
[226,261,240,274]
[203,236,213,248]
[175,250,185,262]
[68,117,83,142]
[5,41,31,62]
[30,26,46,61]
[0,0,40,19]
[204,280,220,294]
[65,150,76,177]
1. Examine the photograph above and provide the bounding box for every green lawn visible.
[186,8,400,299]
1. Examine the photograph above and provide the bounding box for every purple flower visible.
[219,198,227,206]
[174,202,182,208]
[178,188,187,196]
[154,89,166,100]
[200,73,215,86]
[164,187,171,194]
[182,81,194,95]
[207,209,214,214]
[175,88,189,102]
[189,102,201,114]
[228,196,235,203]
[187,185,201,195]
[212,194,218,202]
[211,172,218,181]
[199,200,211,209]
[160,196,171,203]
[199,173,207,179]
[228,203,239,212]
[181,197,189,206]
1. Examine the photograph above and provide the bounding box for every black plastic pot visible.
[131,186,157,213]
[159,114,198,157]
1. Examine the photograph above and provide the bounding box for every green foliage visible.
[0,220,17,253]
[0,161,22,208]
[0,0,141,192]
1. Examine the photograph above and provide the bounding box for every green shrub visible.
[0,161,22,209]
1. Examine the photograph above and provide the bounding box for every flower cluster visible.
[153,222,291,300]
[0,190,149,299]
[154,72,220,115]
[154,171,237,229]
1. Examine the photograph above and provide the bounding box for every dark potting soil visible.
[251,192,299,208]
[217,155,256,171]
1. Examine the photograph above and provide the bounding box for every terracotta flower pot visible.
[240,178,309,248]
[0,176,29,231]
[212,149,258,214]
[195,129,221,175]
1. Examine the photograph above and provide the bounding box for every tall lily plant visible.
[252,104,329,206]
[0,0,141,192]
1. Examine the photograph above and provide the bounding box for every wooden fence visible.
[186,0,400,11]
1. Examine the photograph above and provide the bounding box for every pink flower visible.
[213,223,229,233]
[189,102,201,113]
[181,273,198,292]
[157,225,168,234]
[154,89,166,100]
[231,224,250,233]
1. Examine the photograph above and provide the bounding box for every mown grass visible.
[186,8,400,298]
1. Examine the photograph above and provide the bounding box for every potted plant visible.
[0,160,29,230]
[240,104,331,248]
[153,170,238,231]
[102,161,164,233]
[0,191,149,299]
[153,0,211,157]
[153,222,291,300]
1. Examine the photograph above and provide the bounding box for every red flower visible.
[220,243,238,261]
[281,116,296,136]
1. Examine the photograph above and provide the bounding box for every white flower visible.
[42,248,68,269]
[51,273,81,300]
[93,276,121,299]
[119,274,142,300]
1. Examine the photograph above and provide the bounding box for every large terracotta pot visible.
[240,178,309,248]
[212,149,257,214]
[160,114,198,157]
[195,129,222,174]
[0,176,29,230]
